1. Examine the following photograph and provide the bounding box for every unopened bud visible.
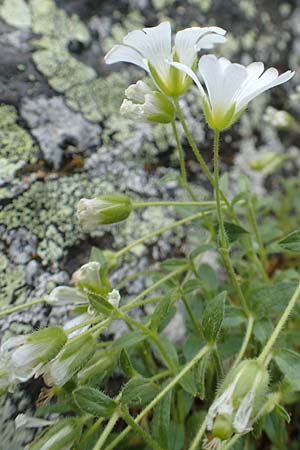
[121,80,175,124]
[72,262,102,292]
[0,327,67,385]
[77,195,132,230]
[46,286,87,306]
[207,360,269,440]
[43,334,96,387]
[29,418,82,450]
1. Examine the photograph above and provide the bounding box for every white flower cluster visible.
[105,22,294,130]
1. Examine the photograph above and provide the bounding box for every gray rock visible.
[21,96,102,168]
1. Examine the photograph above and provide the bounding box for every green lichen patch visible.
[65,72,131,122]
[0,105,38,183]
[0,0,31,29]
[0,255,27,309]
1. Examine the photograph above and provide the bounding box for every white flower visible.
[107,289,121,308]
[72,261,102,291]
[120,80,175,123]
[29,418,81,450]
[105,22,226,96]
[46,286,87,306]
[171,55,294,130]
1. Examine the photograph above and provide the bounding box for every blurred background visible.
[0,0,299,448]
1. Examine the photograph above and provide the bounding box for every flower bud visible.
[77,350,116,385]
[0,327,67,385]
[72,262,102,292]
[264,106,294,130]
[46,286,87,306]
[29,418,82,450]
[207,360,269,440]
[107,289,121,308]
[121,80,175,124]
[77,195,132,230]
[249,151,288,174]
[43,334,96,387]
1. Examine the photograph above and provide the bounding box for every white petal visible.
[169,61,205,96]
[237,68,294,110]
[175,26,226,67]
[197,33,226,49]
[199,55,247,114]
[123,22,172,83]
[104,44,148,71]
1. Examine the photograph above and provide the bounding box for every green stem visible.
[221,434,241,450]
[188,417,207,450]
[171,119,197,200]
[213,130,250,316]
[92,411,119,450]
[132,200,216,208]
[115,210,214,258]
[116,309,175,370]
[247,197,268,272]
[258,282,300,364]
[105,345,210,450]
[0,298,45,317]
[233,315,255,369]
[80,417,104,446]
[120,407,163,450]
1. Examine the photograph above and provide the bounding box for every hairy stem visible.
[171,119,197,200]
[213,130,250,316]
[115,210,214,258]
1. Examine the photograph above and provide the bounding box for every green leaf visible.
[119,348,136,377]
[87,292,113,315]
[73,387,117,418]
[274,349,300,391]
[168,421,184,450]
[150,296,173,331]
[197,264,217,293]
[154,336,179,369]
[251,283,297,319]
[189,243,215,260]
[152,391,172,449]
[278,230,300,253]
[90,247,107,264]
[160,258,188,271]
[111,331,147,351]
[202,291,226,344]
[121,377,159,407]
[195,352,211,400]
[224,221,249,243]
[274,404,291,423]
[179,370,197,396]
